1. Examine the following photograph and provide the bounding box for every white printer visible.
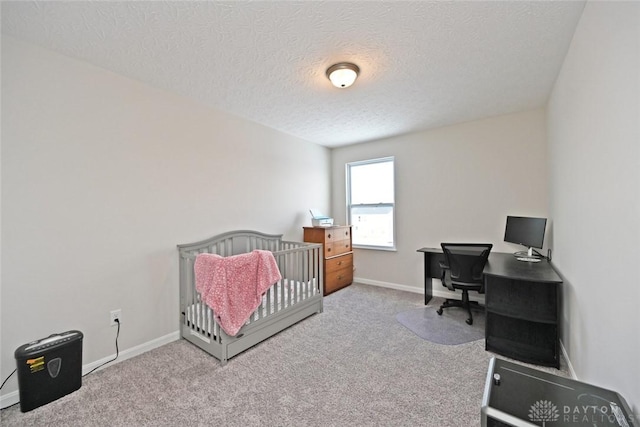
[309,209,334,227]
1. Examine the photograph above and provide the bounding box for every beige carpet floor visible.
[1,283,568,426]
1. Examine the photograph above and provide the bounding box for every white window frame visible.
[346,156,396,251]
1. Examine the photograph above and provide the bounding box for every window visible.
[346,157,395,250]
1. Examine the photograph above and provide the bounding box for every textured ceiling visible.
[1,1,585,147]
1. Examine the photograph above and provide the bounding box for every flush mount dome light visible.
[326,62,360,88]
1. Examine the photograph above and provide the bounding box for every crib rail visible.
[178,229,284,256]
[177,231,323,347]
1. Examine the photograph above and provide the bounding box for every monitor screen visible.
[504,216,547,249]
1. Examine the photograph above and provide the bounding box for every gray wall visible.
[331,109,548,297]
[548,1,640,411]
[0,37,331,402]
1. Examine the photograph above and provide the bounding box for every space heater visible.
[14,330,83,412]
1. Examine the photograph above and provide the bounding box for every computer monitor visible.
[504,216,547,257]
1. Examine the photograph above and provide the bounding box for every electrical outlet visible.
[110,309,122,326]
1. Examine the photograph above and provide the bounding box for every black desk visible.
[417,247,563,368]
[416,247,447,305]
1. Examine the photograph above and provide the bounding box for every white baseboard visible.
[354,277,423,294]
[559,339,577,379]
[80,330,180,376]
[354,277,485,303]
[0,330,180,410]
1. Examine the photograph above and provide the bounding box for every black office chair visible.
[436,243,493,325]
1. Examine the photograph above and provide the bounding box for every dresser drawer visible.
[325,266,353,294]
[326,253,353,273]
[326,227,350,243]
[325,240,352,258]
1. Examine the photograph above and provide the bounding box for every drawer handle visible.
[327,234,332,239]
[337,275,343,280]
[337,261,342,265]
[327,248,332,253]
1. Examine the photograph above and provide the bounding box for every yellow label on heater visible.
[26,356,45,373]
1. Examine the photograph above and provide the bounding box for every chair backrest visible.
[440,243,493,285]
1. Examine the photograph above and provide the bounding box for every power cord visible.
[83,318,120,377]
[0,369,16,390]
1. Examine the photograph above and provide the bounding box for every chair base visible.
[436,290,483,325]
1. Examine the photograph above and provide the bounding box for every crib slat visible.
[267,285,272,316]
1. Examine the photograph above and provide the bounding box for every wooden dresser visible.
[303,226,353,295]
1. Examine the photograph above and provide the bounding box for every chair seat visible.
[450,281,483,291]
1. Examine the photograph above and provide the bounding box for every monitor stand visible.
[515,247,542,262]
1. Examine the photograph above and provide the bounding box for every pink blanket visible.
[194,250,282,337]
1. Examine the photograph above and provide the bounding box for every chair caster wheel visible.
[466,319,473,325]
[436,308,443,315]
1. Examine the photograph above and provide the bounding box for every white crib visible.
[177,230,323,364]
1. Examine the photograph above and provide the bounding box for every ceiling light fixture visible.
[326,62,360,88]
